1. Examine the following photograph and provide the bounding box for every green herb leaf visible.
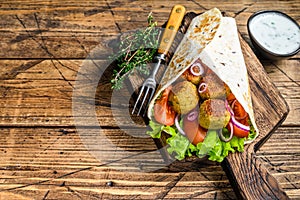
[110,13,159,89]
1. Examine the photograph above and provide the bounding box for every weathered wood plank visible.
[0,85,298,126]
[0,127,299,199]
[0,0,298,59]
[0,58,299,127]
[0,0,299,199]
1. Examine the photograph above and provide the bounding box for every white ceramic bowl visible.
[247,10,300,60]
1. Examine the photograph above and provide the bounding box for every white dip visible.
[249,12,300,55]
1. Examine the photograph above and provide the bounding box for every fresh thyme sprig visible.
[110,13,160,90]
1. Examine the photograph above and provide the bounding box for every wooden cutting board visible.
[223,36,290,200]
[127,12,290,199]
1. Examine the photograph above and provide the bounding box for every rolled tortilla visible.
[147,8,259,142]
[198,16,259,142]
[147,8,222,118]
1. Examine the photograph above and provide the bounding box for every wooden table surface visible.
[0,0,299,199]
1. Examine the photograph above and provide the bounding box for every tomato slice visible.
[227,121,249,138]
[231,99,249,123]
[226,93,250,138]
[226,92,236,104]
[153,87,176,126]
[183,116,207,145]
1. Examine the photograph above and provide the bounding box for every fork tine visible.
[132,85,145,114]
[130,5,185,116]
[142,87,155,117]
[137,86,151,116]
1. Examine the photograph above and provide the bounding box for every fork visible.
[132,5,186,116]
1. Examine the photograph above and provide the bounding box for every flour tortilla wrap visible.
[147,8,222,118]
[147,8,259,143]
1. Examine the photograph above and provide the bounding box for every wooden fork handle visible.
[157,5,186,55]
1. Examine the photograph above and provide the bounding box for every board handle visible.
[157,5,186,55]
[222,150,290,200]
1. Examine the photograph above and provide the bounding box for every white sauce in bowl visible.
[249,12,300,55]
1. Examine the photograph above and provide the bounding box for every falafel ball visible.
[168,81,199,114]
[199,99,230,129]
[181,60,207,85]
[182,68,202,85]
[198,74,231,100]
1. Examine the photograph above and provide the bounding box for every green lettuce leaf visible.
[166,128,190,160]
[247,121,257,141]
[146,120,164,138]
[186,143,198,157]
[146,121,178,138]
[147,121,191,160]
[208,139,224,162]
[222,140,235,157]
[162,125,177,136]
[147,120,248,162]
[196,130,218,158]
[208,136,245,162]
[230,136,245,152]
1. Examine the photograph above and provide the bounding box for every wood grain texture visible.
[130,12,290,199]
[0,127,299,199]
[0,0,299,199]
[219,36,290,200]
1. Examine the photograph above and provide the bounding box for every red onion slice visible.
[225,100,235,116]
[187,110,198,121]
[190,63,204,76]
[198,82,207,94]
[175,114,186,136]
[218,122,234,142]
[231,116,250,132]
